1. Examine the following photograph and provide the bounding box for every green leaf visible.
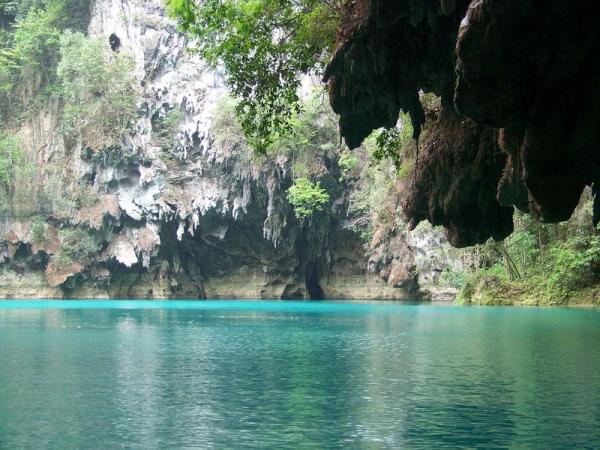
[286,177,330,219]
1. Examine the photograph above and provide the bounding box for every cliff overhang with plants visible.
[0,0,458,300]
[325,0,600,247]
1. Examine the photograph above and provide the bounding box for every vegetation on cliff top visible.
[0,0,91,123]
[0,0,137,212]
[167,0,343,153]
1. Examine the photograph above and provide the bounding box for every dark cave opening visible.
[109,33,121,51]
[13,242,31,261]
[306,265,324,300]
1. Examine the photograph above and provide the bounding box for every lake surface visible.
[0,300,599,449]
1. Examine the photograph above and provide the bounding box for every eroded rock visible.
[326,0,600,244]
[46,261,84,287]
[0,0,430,300]
[108,238,138,268]
[403,107,513,247]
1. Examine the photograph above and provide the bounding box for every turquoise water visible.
[0,301,599,449]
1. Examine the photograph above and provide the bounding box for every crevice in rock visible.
[306,265,324,300]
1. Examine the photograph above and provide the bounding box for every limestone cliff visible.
[0,0,453,300]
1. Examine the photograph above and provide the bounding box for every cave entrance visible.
[13,242,31,261]
[109,33,121,51]
[306,265,324,300]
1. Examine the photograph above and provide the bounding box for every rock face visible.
[325,0,600,246]
[0,0,436,300]
[403,108,514,247]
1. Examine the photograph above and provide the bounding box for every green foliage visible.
[345,131,401,245]
[75,184,99,208]
[0,0,19,22]
[56,227,100,267]
[547,231,600,296]
[371,113,413,170]
[341,111,421,246]
[0,29,17,96]
[338,151,358,179]
[286,177,329,219]
[0,134,21,189]
[153,108,183,150]
[211,91,341,221]
[30,215,46,243]
[1,0,64,83]
[456,191,600,304]
[346,180,377,244]
[0,1,63,120]
[209,89,403,234]
[439,267,465,289]
[12,3,62,72]
[210,91,342,222]
[499,225,537,280]
[419,91,441,113]
[167,0,342,152]
[211,90,341,175]
[271,91,339,178]
[0,0,92,123]
[57,31,138,150]
[211,96,247,152]
[0,133,23,207]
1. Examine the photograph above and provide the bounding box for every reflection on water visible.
[0,302,599,448]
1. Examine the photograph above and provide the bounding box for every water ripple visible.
[0,302,599,448]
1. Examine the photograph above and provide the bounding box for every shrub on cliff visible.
[57,31,138,151]
[210,96,252,160]
[271,92,339,178]
[547,232,600,297]
[0,133,25,208]
[0,0,91,123]
[286,177,329,219]
[338,151,357,179]
[55,228,100,268]
[153,108,184,153]
[211,90,342,178]
[30,215,46,243]
[0,0,63,121]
